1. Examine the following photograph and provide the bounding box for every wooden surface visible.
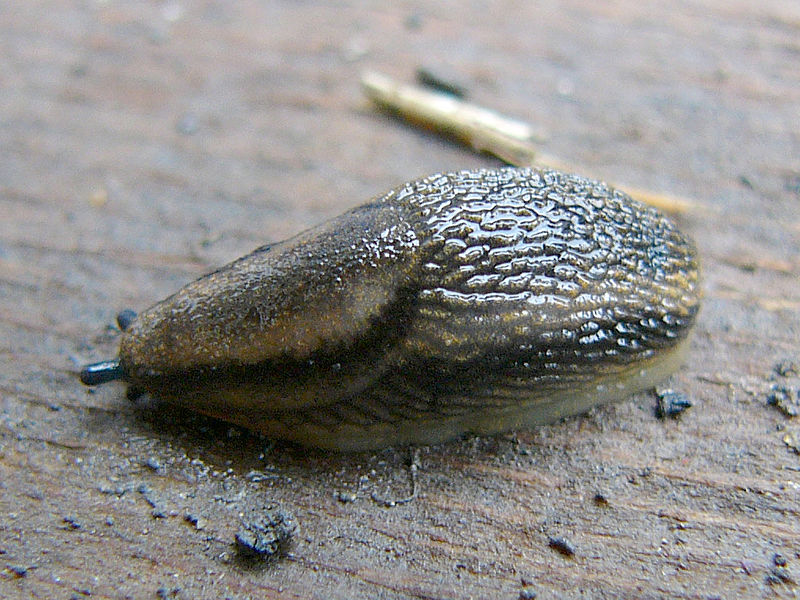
[2,1,799,598]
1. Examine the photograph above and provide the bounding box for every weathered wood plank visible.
[1,1,799,598]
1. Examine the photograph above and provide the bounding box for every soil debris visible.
[655,389,692,419]
[235,504,297,561]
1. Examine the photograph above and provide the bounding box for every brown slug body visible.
[81,167,700,450]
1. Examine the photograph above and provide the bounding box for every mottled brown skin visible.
[81,168,700,450]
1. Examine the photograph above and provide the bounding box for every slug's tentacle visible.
[116,309,138,331]
[80,167,700,450]
[80,360,124,386]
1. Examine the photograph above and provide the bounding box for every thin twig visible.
[361,71,695,215]
[362,71,541,167]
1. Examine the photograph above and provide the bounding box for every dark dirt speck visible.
[235,504,297,561]
[548,536,575,557]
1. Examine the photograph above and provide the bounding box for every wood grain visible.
[1,1,799,598]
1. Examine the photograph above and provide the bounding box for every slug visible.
[80,167,700,451]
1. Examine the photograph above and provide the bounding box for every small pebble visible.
[184,513,206,530]
[775,359,799,378]
[766,568,795,586]
[8,565,30,578]
[548,536,575,557]
[235,505,297,560]
[765,553,795,585]
[334,490,357,504]
[767,384,799,418]
[145,457,164,472]
[655,389,692,419]
[784,431,800,454]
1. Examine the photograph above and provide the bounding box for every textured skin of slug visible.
[109,167,700,450]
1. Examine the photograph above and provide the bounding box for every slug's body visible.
[81,168,700,450]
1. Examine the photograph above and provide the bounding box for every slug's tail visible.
[80,359,124,386]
